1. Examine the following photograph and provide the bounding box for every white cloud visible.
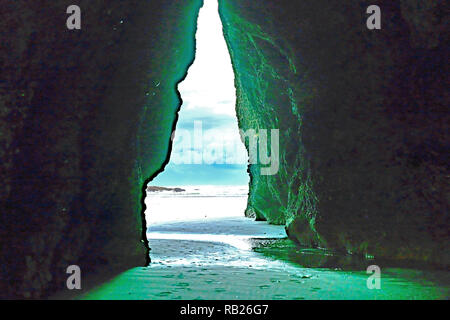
[178,0,237,117]
[153,0,249,186]
[172,0,247,166]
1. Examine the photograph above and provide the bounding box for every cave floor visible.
[80,216,449,300]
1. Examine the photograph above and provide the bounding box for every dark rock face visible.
[220,0,448,263]
[0,0,447,299]
[0,0,202,298]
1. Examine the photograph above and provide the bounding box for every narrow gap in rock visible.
[144,0,253,265]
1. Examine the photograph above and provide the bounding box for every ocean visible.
[145,185,249,226]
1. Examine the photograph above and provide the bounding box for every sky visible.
[151,0,249,186]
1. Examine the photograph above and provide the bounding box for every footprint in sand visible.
[289,279,303,284]
[162,274,175,278]
[156,291,172,297]
[259,285,270,289]
[215,288,226,293]
[270,279,281,283]
[175,282,190,288]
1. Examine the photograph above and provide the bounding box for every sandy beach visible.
[78,186,449,300]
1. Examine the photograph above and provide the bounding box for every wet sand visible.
[81,215,449,300]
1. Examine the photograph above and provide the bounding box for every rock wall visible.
[0,0,447,299]
[220,0,448,263]
[0,0,202,298]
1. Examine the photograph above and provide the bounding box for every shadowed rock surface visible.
[220,0,448,263]
[0,0,448,298]
[0,0,203,298]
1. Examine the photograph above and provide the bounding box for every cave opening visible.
[144,0,250,260]
[2,0,448,300]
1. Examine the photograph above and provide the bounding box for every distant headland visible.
[146,186,186,193]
